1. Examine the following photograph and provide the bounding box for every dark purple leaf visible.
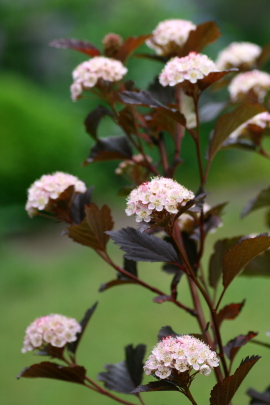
[148,76,175,105]
[84,136,133,164]
[222,234,270,289]
[17,362,86,385]
[210,356,261,405]
[242,186,270,218]
[115,35,151,62]
[49,38,101,57]
[117,106,137,136]
[132,380,179,393]
[70,187,94,225]
[181,21,221,55]
[208,236,242,289]
[224,332,258,362]
[106,227,178,263]
[68,302,98,355]
[98,361,135,394]
[241,250,270,276]
[247,386,270,405]
[125,344,146,387]
[207,103,266,162]
[67,204,114,252]
[162,263,182,274]
[35,345,64,359]
[157,326,180,341]
[84,105,113,140]
[197,71,236,93]
[217,301,245,327]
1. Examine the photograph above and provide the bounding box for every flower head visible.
[144,335,219,379]
[22,314,81,353]
[25,172,86,217]
[216,42,261,70]
[71,56,128,100]
[125,177,194,223]
[115,154,152,176]
[159,52,220,87]
[146,19,196,56]
[228,70,270,102]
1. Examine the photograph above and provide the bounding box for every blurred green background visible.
[1,0,270,404]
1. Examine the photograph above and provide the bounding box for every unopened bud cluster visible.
[115,154,152,175]
[229,112,270,140]
[159,52,220,87]
[25,172,86,217]
[144,335,219,379]
[102,33,123,57]
[229,70,270,102]
[146,19,196,56]
[22,314,81,353]
[216,42,261,70]
[125,177,195,223]
[71,56,128,100]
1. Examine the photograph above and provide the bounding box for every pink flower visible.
[229,70,270,102]
[159,52,220,87]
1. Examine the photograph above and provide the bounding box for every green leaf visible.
[207,103,266,161]
[67,204,114,252]
[210,356,261,405]
[222,235,270,290]
[242,185,270,218]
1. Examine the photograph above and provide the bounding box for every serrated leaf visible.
[84,105,113,140]
[222,235,270,289]
[210,356,261,405]
[224,332,258,362]
[115,35,151,62]
[132,380,179,393]
[247,386,270,405]
[125,344,146,387]
[120,90,186,126]
[241,250,270,276]
[84,136,133,164]
[49,38,100,57]
[181,21,221,55]
[17,362,86,384]
[216,301,245,327]
[107,227,178,263]
[242,186,270,218]
[207,103,266,161]
[67,204,114,252]
[209,236,242,289]
[68,302,98,355]
[70,187,94,225]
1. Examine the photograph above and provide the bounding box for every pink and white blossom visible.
[144,335,219,379]
[22,314,81,353]
[125,177,195,223]
[159,52,220,87]
[216,42,261,70]
[71,56,128,100]
[229,70,270,102]
[25,172,86,217]
[146,19,196,56]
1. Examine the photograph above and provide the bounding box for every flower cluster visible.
[159,52,220,87]
[228,70,270,102]
[216,42,261,70]
[115,154,152,175]
[22,314,82,353]
[71,56,128,100]
[25,172,86,217]
[229,112,270,140]
[125,177,195,223]
[144,335,219,378]
[146,19,196,56]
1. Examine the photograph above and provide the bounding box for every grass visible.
[1,195,270,405]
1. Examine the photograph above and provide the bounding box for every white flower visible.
[146,19,196,56]
[144,335,219,379]
[25,172,87,217]
[229,70,270,102]
[21,314,81,353]
[125,177,195,224]
[159,52,220,87]
[216,42,261,70]
[71,56,128,100]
